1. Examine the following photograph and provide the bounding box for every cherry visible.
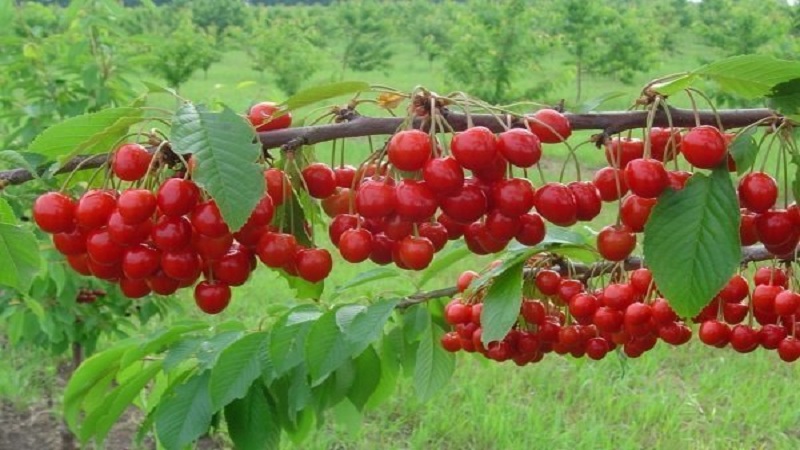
[264,168,292,206]
[321,188,353,218]
[667,170,692,190]
[464,222,507,255]
[535,270,561,296]
[603,283,636,310]
[593,306,624,333]
[597,225,636,261]
[161,249,202,281]
[122,244,161,279]
[439,184,488,224]
[651,298,678,324]
[356,179,396,218]
[620,195,657,232]
[515,212,546,246]
[211,248,252,286]
[387,129,432,171]
[753,267,788,287]
[441,332,462,352]
[472,154,508,183]
[445,301,472,325]
[681,125,727,169]
[369,233,394,265]
[605,137,644,168]
[585,337,610,360]
[456,271,479,293]
[76,190,116,230]
[778,337,800,362]
[485,210,521,242]
[592,167,628,202]
[302,163,337,199]
[112,143,152,181]
[88,259,122,280]
[723,302,748,324]
[556,279,584,305]
[698,320,731,346]
[422,157,464,195]
[394,180,438,222]
[437,214,466,240]
[381,214,412,240]
[67,254,92,276]
[120,278,151,299]
[492,178,535,217]
[86,229,125,266]
[738,172,778,213]
[534,183,577,226]
[649,127,682,162]
[752,284,782,314]
[334,165,357,188]
[774,290,800,316]
[339,228,373,263]
[256,232,297,268]
[740,210,759,246]
[569,293,599,318]
[398,236,434,270]
[146,270,180,295]
[497,128,541,168]
[53,229,86,255]
[248,101,291,132]
[33,192,76,233]
[151,216,192,251]
[293,248,331,282]
[117,189,156,225]
[565,181,601,221]
[194,280,232,314]
[243,195,275,229]
[630,268,653,295]
[755,209,794,246]
[718,274,749,303]
[624,158,669,199]
[156,178,199,217]
[759,324,787,349]
[450,126,498,170]
[526,109,571,143]
[107,211,151,246]
[329,214,362,246]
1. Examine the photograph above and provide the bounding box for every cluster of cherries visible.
[76,287,107,304]
[694,267,800,362]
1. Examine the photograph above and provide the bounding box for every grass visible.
[3,22,800,450]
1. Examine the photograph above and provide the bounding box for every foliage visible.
[334,0,394,75]
[697,0,793,57]
[173,0,248,38]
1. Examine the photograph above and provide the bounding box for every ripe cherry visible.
[256,232,297,268]
[248,101,291,132]
[53,229,86,255]
[339,228,373,263]
[86,229,126,266]
[120,278,151,299]
[753,267,788,287]
[667,170,692,190]
[605,137,644,168]
[394,180,438,222]
[738,172,778,213]
[156,178,199,217]
[211,248,252,286]
[107,211,151,246]
[718,274,749,303]
[122,244,161,279]
[302,163,337,199]
[681,125,727,169]
[698,320,730,346]
[472,154,508,183]
[67,254,92,276]
[456,271,479,293]
[112,143,152,181]
[441,332,462,352]
[387,129,432,171]
[190,200,229,238]
[585,337,610,360]
[33,192,76,233]
[535,270,561,295]
[151,216,192,251]
[492,178,535,217]
[497,128,541,168]
[329,214,362,246]
[161,249,202,281]
[624,158,669,199]
[295,248,332,282]
[649,127,682,162]
[567,181,602,221]
[534,183,577,226]
[356,179,396,218]
[334,165,357,188]
[597,224,636,261]
[422,157,464,195]
[321,188,353,218]
[418,222,447,251]
[117,189,157,224]
[194,280,232,314]
[526,109,571,143]
[450,126,498,170]
[445,301,472,325]
[76,190,116,230]
[740,210,759,245]
[439,184,488,224]
[755,209,794,246]
[369,233,394,265]
[485,210,521,242]
[603,283,636,310]
[437,214,466,240]
[398,236,435,270]
[264,168,292,206]
[774,290,800,316]
[146,270,180,295]
[777,337,800,362]
[243,195,275,229]
[759,324,787,349]
[620,195,657,232]
[515,213,546,246]
[592,167,628,202]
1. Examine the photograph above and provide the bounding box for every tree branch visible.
[0,107,779,187]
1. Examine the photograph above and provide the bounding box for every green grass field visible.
[4,32,800,450]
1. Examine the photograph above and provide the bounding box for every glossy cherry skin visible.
[194,280,232,314]
[86,229,126,266]
[107,211,151,246]
[567,181,602,221]
[334,165,357,188]
[151,216,192,251]
[667,170,692,190]
[472,154,509,183]
[597,225,636,261]
[394,180,438,222]
[422,157,464,195]
[329,213,362,246]
[190,200,230,238]
[122,244,161,279]
[605,137,644,168]
[212,248,252,286]
[624,158,669,199]
[681,125,727,169]
[33,192,76,233]
[243,195,275,229]
[256,232,297,268]
[112,143,152,181]
[76,190,116,230]
[120,278,151,299]
[738,172,778,213]
[592,167,628,202]
[437,214,466,240]
[264,168,292,206]
[485,210,521,241]
[356,179,396,218]
[321,188,353,218]
[534,183,577,226]
[439,184,488,224]
[369,233,395,265]
[295,248,333,282]
[117,189,157,225]
[649,127,682,162]
[450,126,498,171]
[620,195,657,232]
[387,129,432,171]
[161,249,202,281]
[515,213,546,246]
[156,178,199,217]
[418,222,448,252]
[526,109,571,143]
[53,229,86,256]
[302,163,337,199]
[497,128,541,168]
[339,228,373,263]
[248,101,291,132]
[755,209,794,246]
[492,178,535,217]
[698,320,731,347]
[397,236,435,270]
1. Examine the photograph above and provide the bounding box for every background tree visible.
[697,0,792,57]
[334,0,394,76]
[173,0,248,39]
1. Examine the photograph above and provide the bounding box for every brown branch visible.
[394,244,795,310]
[0,107,778,187]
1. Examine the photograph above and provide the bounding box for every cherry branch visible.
[394,244,793,310]
[0,107,779,187]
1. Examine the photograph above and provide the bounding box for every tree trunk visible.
[60,343,82,450]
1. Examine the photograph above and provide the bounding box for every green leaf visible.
[28,107,145,161]
[334,267,401,295]
[344,298,399,355]
[305,307,362,385]
[281,81,370,112]
[0,198,16,224]
[0,223,40,292]
[280,270,324,300]
[768,78,800,116]
[419,242,470,288]
[141,80,181,99]
[210,331,269,410]
[170,103,265,231]
[270,306,321,376]
[347,346,381,411]
[694,55,800,99]
[792,153,800,204]
[155,371,214,450]
[480,260,524,345]
[413,321,454,401]
[651,73,697,97]
[225,384,281,450]
[576,91,627,113]
[729,128,759,175]
[644,168,740,318]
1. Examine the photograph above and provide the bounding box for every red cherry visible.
[592,167,628,202]
[774,290,800,316]
[194,280,232,314]
[585,337,610,360]
[156,178,199,217]
[738,172,778,213]
[422,157,465,195]
[456,271,479,293]
[122,244,161,279]
[759,324,787,349]
[194,233,234,260]
[146,270,180,295]
[107,211,151,246]
[535,270,561,296]
[387,129,432,171]
[624,158,669,199]
[339,228,373,263]
[605,137,644,168]
[67,254,92,276]
[117,189,156,224]
[651,298,678,324]
[398,236,435,270]
[450,126,498,170]
[264,168,292,206]
[569,293,599,318]
[418,222,447,252]
[211,248,252,286]
[681,125,727,169]
[753,267,788,287]
[752,284,782,314]
[439,184,488,224]
[369,233,394,265]
[295,248,332,282]
[248,101,291,132]
[698,320,730,346]
[556,279,584,305]
[497,128,541,168]
[33,192,76,233]
[534,183,577,226]
[723,302,748,324]
[394,180,438,222]
[515,213,546,246]
[87,259,122,281]
[718,274,749,303]
[321,188,353,218]
[485,210,521,242]
[53,229,86,255]
[437,214,466,240]
[526,109,571,143]
[667,170,692,190]
[620,195,657,233]
[120,278,151,299]
[755,209,795,246]
[630,268,653,295]
[740,210,759,245]
[445,301,472,325]
[603,283,636,310]
[567,181,602,221]
[624,303,652,327]
[190,200,229,238]
[381,214,412,241]
[329,214,362,246]
[161,249,202,281]
[356,179,396,218]
[464,222,507,255]
[112,143,152,181]
[593,306,624,333]
[86,229,125,266]
[334,165,357,188]
[649,127,682,162]
[778,337,800,362]
[76,190,116,230]
[151,216,192,251]
[243,195,275,229]
[491,178,534,217]
[597,225,636,261]
[302,163,337,199]
[441,332,462,352]
[256,232,297,268]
